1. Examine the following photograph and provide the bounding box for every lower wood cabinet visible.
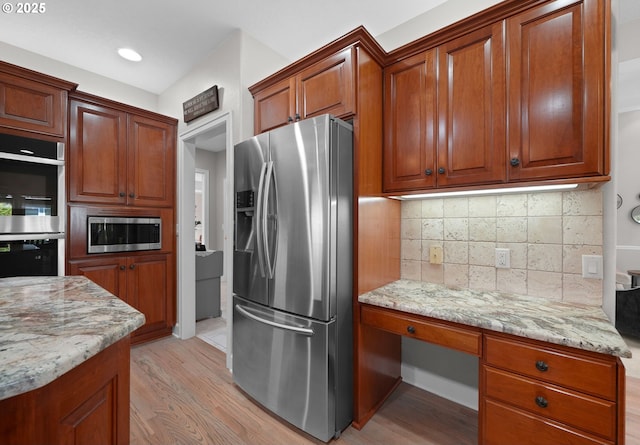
[68,253,175,344]
[0,336,131,445]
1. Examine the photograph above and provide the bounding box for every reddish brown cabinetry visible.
[69,93,176,207]
[253,48,355,134]
[0,61,76,139]
[506,0,607,181]
[384,23,505,192]
[0,337,131,445]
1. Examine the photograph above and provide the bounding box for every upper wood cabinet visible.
[506,0,607,181]
[253,48,355,134]
[384,23,506,192]
[68,93,177,207]
[382,0,609,193]
[0,61,76,138]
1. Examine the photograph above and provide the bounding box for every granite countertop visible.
[0,275,145,401]
[359,279,632,359]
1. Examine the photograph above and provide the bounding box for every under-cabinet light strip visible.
[393,183,579,200]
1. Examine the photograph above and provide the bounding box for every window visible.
[195,169,209,247]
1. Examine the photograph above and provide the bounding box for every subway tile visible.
[469,242,497,266]
[402,200,422,219]
[497,242,528,269]
[421,262,444,283]
[401,260,421,280]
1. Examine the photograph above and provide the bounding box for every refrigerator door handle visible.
[235,304,314,336]
[262,161,276,279]
[255,162,268,277]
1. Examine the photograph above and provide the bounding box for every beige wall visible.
[401,190,604,305]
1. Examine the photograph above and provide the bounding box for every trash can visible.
[195,250,223,320]
[616,285,640,339]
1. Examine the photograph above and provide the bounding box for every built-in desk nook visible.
[355,280,631,445]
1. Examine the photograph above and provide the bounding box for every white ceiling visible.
[0,0,448,95]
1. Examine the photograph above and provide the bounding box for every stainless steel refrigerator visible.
[232,114,353,442]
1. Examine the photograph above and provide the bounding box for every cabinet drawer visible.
[484,335,617,400]
[484,366,616,440]
[360,304,481,355]
[483,398,613,445]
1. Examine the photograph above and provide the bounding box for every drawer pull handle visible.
[407,325,416,334]
[535,360,549,372]
[535,396,548,408]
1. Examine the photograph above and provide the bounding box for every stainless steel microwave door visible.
[233,134,269,306]
[268,118,332,320]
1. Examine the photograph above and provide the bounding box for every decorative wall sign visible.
[183,85,219,123]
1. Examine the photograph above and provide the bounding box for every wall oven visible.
[0,133,65,278]
[87,216,161,254]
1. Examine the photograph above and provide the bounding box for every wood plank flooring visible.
[130,335,639,445]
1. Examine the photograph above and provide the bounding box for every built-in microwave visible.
[87,216,161,254]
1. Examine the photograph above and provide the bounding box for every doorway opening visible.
[177,112,233,369]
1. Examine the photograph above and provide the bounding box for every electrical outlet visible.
[495,248,510,269]
[429,246,443,265]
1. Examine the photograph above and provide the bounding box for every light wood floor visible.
[130,335,639,445]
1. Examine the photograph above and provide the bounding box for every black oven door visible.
[0,238,58,278]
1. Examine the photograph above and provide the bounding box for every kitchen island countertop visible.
[359,279,631,358]
[0,275,145,401]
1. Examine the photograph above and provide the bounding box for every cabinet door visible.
[297,48,355,121]
[437,22,506,187]
[128,114,175,207]
[127,254,173,340]
[253,77,296,134]
[383,50,437,192]
[67,257,127,300]
[68,100,127,204]
[0,72,68,137]
[507,0,606,181]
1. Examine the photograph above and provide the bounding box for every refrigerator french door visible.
[232,115,353,442]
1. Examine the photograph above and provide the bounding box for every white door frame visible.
[175,111,234,369]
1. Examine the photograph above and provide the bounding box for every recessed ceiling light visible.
[117,47,142,62]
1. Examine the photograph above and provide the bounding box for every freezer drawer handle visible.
[235,304,314,336]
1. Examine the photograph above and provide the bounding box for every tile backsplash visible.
[400,189,603,306]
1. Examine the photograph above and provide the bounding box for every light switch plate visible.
[582,255,603,279]
[429,245,443,265]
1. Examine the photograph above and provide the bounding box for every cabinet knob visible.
[295,113,301,122]
[119,192,126,197]
[129,193,135,198]
[407,325,416,334]
[130,264,136,270]
[535,360,549,372]
[535,396,548,408]
[287,116,294,123]
[438,167,445,174]
[510,158,520,167]
[425,169,433,176]
[119,265,126,271]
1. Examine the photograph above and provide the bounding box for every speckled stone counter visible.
[359,279,631,358]
[0,275,145,401]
